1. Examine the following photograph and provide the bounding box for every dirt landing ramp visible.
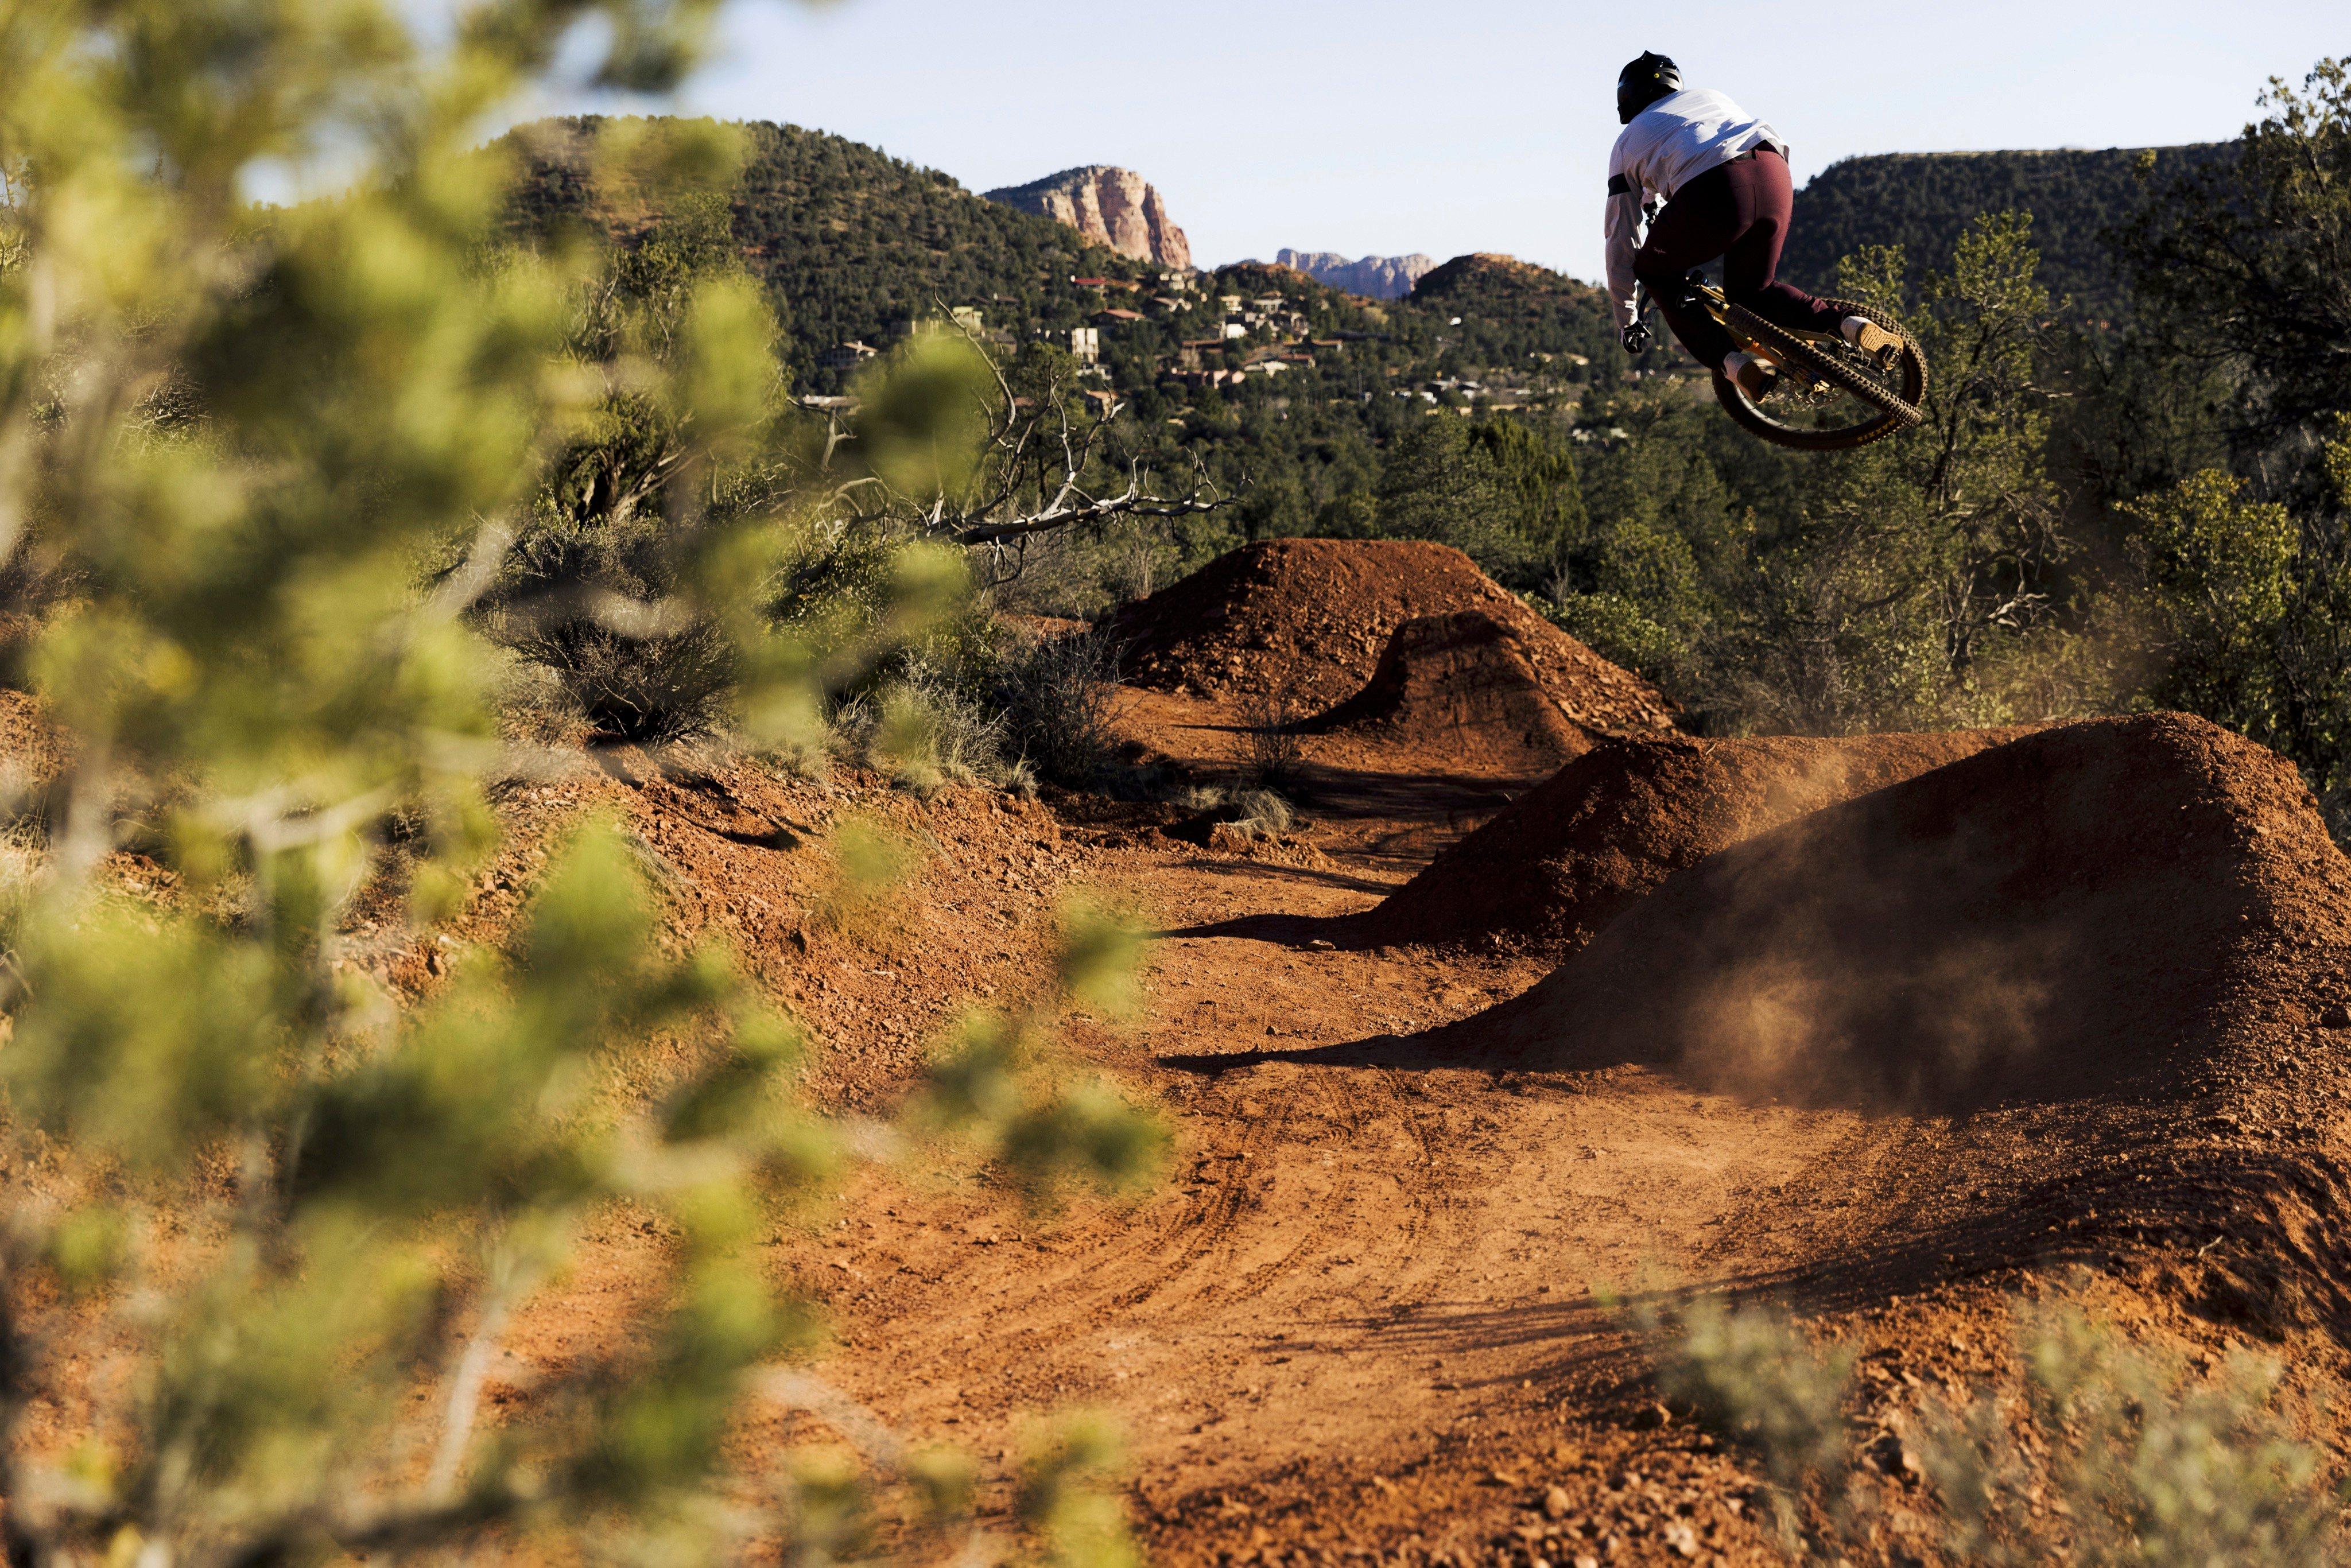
[1300,610,1596,774]
[1108,538,1678,735]
[1361,727,2032,956]
[1483,713,2351,1112]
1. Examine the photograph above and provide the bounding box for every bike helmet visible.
[1616,52,1682,124]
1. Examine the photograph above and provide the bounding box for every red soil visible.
[23,665,2351,1566]
[1364,727,2033,956]
[1301,609,1601,775]
[1487,713,2351,1112]
[1108,540,1678,740]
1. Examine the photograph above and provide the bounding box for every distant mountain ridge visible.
[1783,143,2233,317]
[983,166,1192,270]
[1265,249,1437,300]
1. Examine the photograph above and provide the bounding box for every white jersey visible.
[1603,87,1788,331]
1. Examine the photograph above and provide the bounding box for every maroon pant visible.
[1634,146,1841,371]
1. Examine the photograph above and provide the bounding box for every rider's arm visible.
[1603,170,1643,333]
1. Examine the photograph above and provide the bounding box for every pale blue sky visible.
[502,0,2344,285]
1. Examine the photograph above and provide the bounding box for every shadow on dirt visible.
[1157,910,1376,948]
[1155,859,1397,905]
[1162,1022,2351,1346]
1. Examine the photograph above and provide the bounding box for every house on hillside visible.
[1081,388,1119,418]
[1148,295,1187,314]
[1092,308,1144,327]
[1164,367,1247,391]
[949,305,984,334]
[1218,294,1243,314]
[1176,338,1226,371]
[1069,326,1100,364]
[817,341,878,370]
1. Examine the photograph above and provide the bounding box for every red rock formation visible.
[986,166,1191,270]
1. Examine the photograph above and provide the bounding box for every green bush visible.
[1648,1294,2348,1564]
[0,3,1154,1561]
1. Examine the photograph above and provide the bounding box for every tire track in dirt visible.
[1699,1119,1942,1276]
[800,687,2020,1552]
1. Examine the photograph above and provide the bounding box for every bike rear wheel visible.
[1712,297,1927,452]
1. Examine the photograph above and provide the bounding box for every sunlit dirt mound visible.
[1363,727,2031,956]
[1485,713,2351,1112]
[1108,539,1677,734]
[1299,610,1597,775]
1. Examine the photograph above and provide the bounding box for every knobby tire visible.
[1712,297,1926,452]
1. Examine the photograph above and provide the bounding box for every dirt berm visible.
[1298,609,1600,775]
[1479,713,2351,1112]
[1108,539,1677,737]
[1362,727,2032,956]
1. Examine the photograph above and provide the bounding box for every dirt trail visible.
[809,816,1895,1562]
[449,693,2351,1565]
[762,697,2039,1563]
[18,531,2351,1565]
[752,705,2351,1564]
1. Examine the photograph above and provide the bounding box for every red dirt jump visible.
[1483,713,2351,1112]
[1364,727,2032,956]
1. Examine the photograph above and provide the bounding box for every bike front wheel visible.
[1712,297,1928,452]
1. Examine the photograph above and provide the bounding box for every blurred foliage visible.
[1649,1294,2347,1565]
[0,1,1154,1562]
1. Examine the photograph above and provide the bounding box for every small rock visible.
[1543,1485,1571,1520]
[1205,821,1255,853]
[1630,1400,1673,1430]
[1306,938,1336,951]
[2323,1003,2350,1028]
[1483,1468,1520,1487]
[1867,1430,1923,1482]
[1662,1520,1700,1558]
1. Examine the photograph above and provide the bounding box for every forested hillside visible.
[500,117,1628,549]
[1783,145,2232,316]
[1411,253,1619,367]
[505,117,1158,377]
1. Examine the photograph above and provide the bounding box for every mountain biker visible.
[1603,52,1896,398]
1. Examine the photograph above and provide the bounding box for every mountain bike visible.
[1638,274,1928,452]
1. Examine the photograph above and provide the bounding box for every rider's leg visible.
[1718,149,1846,337]
[1632,168,1741,370]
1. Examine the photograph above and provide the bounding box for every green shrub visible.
[0,5,1152,1562]
[1648,1293,2347,1564]
[987,627,1123,789]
